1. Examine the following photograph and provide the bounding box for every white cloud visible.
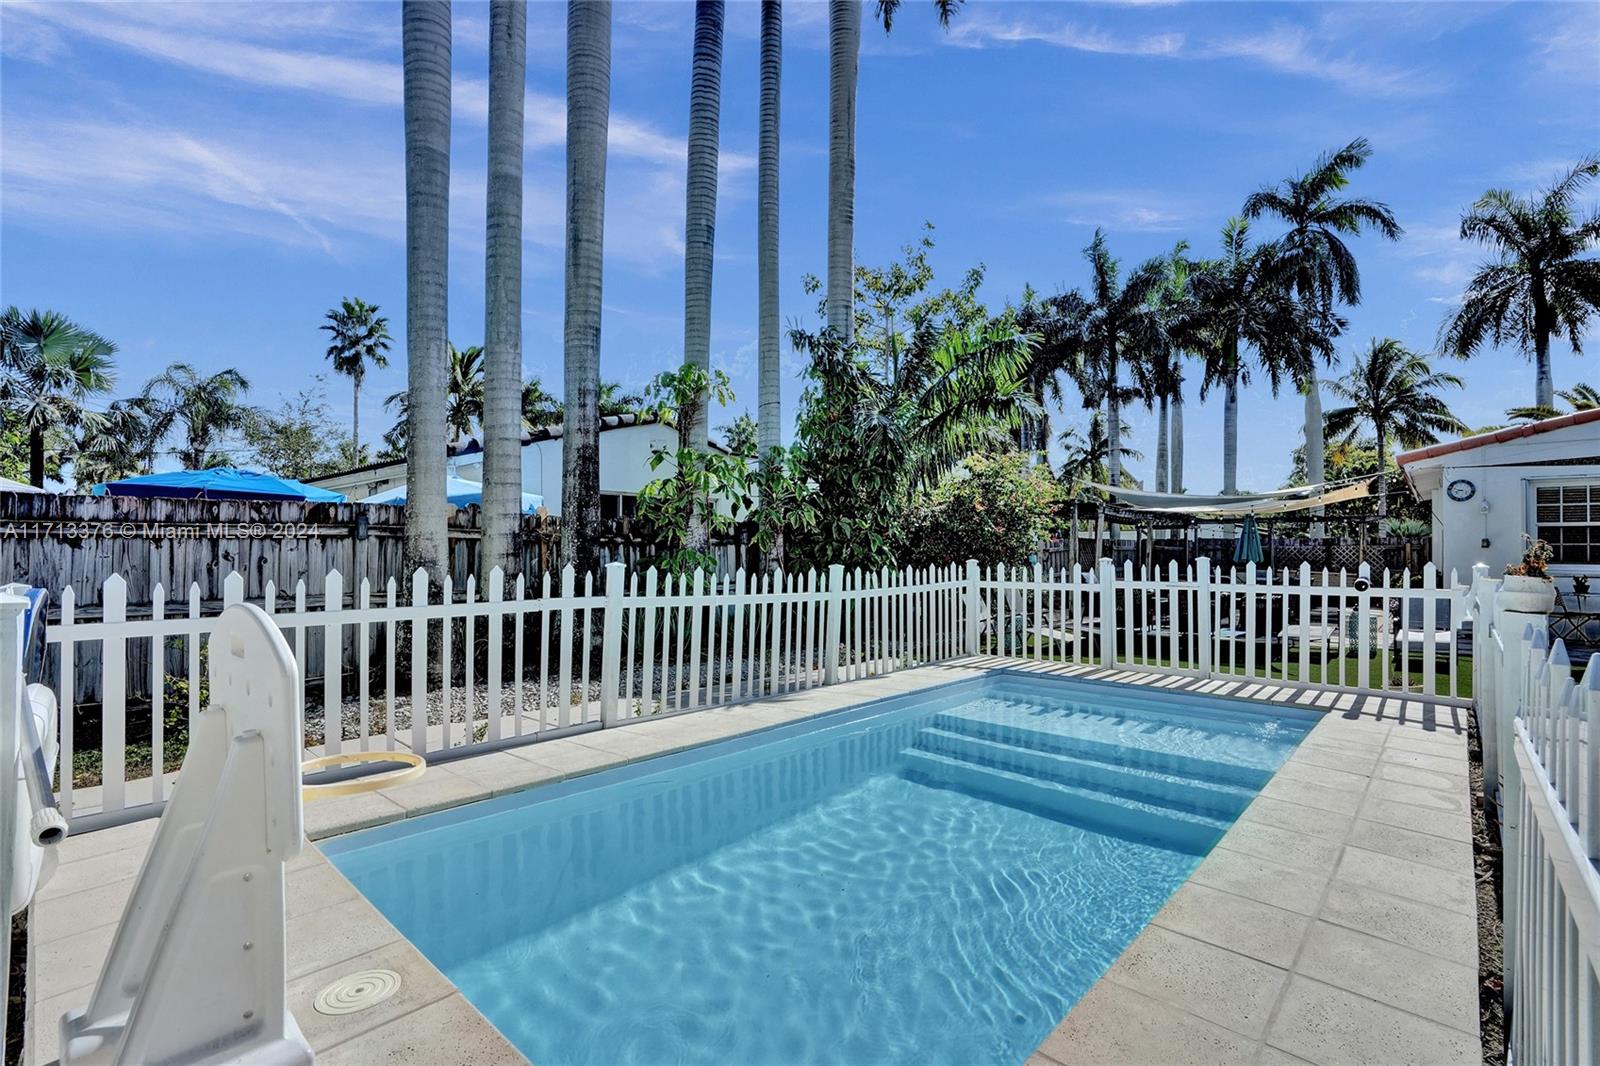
[1044,190,1191,232]
[947,9,1435,96]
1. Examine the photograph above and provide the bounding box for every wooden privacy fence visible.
[40,554,1478,831]
[1473,572,1600,1065]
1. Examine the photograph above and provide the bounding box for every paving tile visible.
[1318,880,1478,967]
[1237,796,1354,842]
[439,749,565,797]
[29,876,134,944]
[374,766,491,816]
[1356,793,1472,843]
[287,939,457,1052]
[304,790,406,841]
[29,981,92,1066]
[1104,926,1288,1039]
[1259,775,1363,816]
[1189,845,1331,916]
[1267,976,1479,1066]
[1254,1046,1314,1065]
[33,922,117,1000]
[1374,761,1467,792]
[1217,819,1344,874]
[42,844,146,899]
[316,992,526,1065]
[1369,777,1470,815]
[1152,882,1311,968]
[1039,979,1259,1066]
[1287,744,1379,777]
[1336,846,1476,915]
[287,858,360,918]
[48,817,158,868]
[1383,730,1468,757]
[1380,747,1470,776]
[1293,920,1479,1033]
[513,738,628,778]
[286,896,403,980]
[1272,759,1370,795]
[1345,818,1473,873]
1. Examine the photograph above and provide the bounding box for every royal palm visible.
[1324,339,1467,517]
[1441,157,1600,410]
[320,297,391,460]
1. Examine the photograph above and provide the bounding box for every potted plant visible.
[1573,573,1591,609]
[1501,535,1558,613]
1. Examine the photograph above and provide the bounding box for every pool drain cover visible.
[313,969,401,1015]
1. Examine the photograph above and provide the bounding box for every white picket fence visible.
[37,554,1477,831]
[1474,571,1600,1066]
[975,557,1471,700]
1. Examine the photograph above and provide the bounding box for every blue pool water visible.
[325,673,1317,1066]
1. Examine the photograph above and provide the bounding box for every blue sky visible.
[2,0,1597,492]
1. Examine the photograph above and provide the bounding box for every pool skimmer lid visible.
[313,969,402,1015]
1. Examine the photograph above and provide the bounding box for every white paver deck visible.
[25,658,1480,1066]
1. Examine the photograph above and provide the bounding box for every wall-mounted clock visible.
[1446,478,1476,502]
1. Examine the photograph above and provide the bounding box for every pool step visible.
[979,681,1307,740]
[926,713,1273,791]
[912,727,1258,820]
[900,749,1228,855]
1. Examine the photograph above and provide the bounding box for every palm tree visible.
[825,0,961,340]
[384,342,484,445]
[756,0,782,464]
[1058,412,1143,495]
[1055,231,1168,492]
[682,0,724,554]
[1190,219,1325,494]
[561,0,611,575]
[1131,242,1198,494]
[72,395,170,488]
[0,308,116,486]
[1244,138,1402,500]
[482,0,527,583]
[402,0,452,578]
[1442,157,1600,410]
[1506,382,1600,422]
[1324,339,1467,516]
[320,297,391,458]
[142,363,253,469]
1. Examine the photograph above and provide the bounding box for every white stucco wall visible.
[1402,417,1600,594]
[450,422,683,516]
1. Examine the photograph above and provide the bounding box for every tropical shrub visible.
[902,452,1064,568]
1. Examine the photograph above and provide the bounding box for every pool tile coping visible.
[26,657,1478,1065]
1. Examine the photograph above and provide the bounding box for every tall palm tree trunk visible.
[351,377,362,456]
[1154,393,1169,493]
[756,1,782,464]
[683,0,724,554]
[1535,325,1554,411]
[402,0,452,579]
[560,0,611,577]
[1170,388,1184,494]
[1375,418,1388,519]
[1222,374,1239,495]
[28,429,45,488]
[483,0,526,585]
[826,0,860,342]
[1303,373,1325,536]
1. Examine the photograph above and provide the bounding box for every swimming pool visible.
[325,672,1318,1066]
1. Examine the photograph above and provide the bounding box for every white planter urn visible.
[1499,574,1557,614]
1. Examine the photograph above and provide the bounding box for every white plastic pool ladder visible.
[59,602,313,1065]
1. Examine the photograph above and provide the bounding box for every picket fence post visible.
[824,563,845,684]
[1097,558,1116,669]
[600,561,625,726]
[1196,558,1213,677]
[964,559,981,656]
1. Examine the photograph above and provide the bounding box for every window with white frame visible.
[1533,481,1600,565]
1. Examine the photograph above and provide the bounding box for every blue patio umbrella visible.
[92,468,346,503]
[1233,513,1264,565]
[361,477,544,514]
